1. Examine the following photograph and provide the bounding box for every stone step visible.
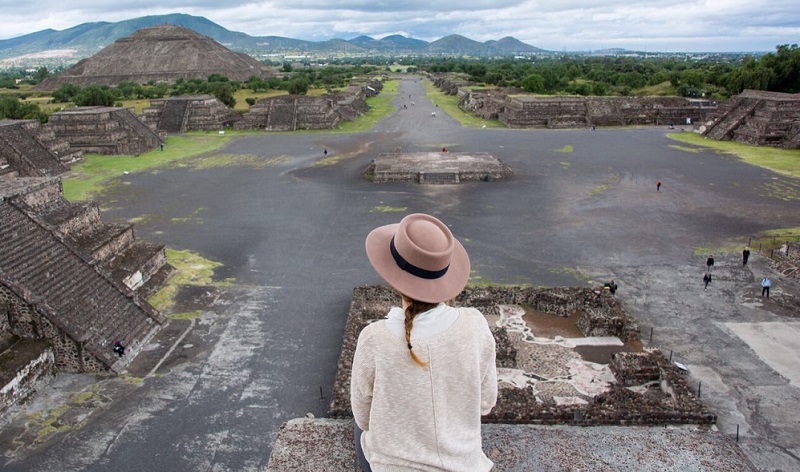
[266,418,757,472]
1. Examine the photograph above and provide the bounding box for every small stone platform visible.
[364,151,512,183]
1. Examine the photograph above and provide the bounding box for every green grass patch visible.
[147,248,231,312]
[421,80,505,129]
[62,133,232,201]
[233,90,288,112]
[589,174,620,196]
[560,162,572,169]
[117,99,152,115]
[668,132,800,178]
[167,311,203,320]
[668,144,701,153]
[548,267,592,284]
[692,226,800,256]
[555,145,574,153]
[335,80,399,132]
[634,81,677,96]
[371,205,408,213]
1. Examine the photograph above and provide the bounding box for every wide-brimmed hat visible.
[366,213,470,303]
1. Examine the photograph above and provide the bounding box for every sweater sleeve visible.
[472,309,498,416]
[350,326,376,430]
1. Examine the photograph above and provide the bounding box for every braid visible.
[403,296,437,368]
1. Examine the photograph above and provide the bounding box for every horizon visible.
[0,2,797,53]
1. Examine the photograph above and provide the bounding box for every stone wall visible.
[431,75,715,129]
[235,80,378,131]
[0,285,111,374]
[701,90,800,149]
[48,107,162,155]
[142,95,239,133]
[0,120,76,177]
[0,340,55,414]
[326,284,717,429]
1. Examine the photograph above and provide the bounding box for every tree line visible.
[415,44,799,98]
[0,45,797,123]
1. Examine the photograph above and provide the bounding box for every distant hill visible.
[0,13,548,68]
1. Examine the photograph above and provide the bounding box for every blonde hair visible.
[401,295,437,368]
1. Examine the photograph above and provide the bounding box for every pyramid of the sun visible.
[37,25,272,90]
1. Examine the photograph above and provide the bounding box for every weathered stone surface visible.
[431,73,716,129]
[235,79,381,131]
[0,175,170,378]
[0,119,79,177]
[330,285,713,427]
[702,89,800,149]
[36,25,274,90]
[48,107,162,155]
[364,151,513,183]
[267,418,756,471]
[142,95,239,133]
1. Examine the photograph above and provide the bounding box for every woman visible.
[351,213,498,471]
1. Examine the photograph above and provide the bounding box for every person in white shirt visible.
[352,213,498,471]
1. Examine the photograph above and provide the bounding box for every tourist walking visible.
[351,213,497,472]
[706,255,715,272]
[703,272,712,291]
[656,180,662,192]
[742,246,751,266]
[761,276,772,297]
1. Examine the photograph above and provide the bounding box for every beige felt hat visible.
[365,213,470,303]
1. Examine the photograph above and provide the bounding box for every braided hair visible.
[402,295,437,368]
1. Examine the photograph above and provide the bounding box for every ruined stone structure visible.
[365,151,513,184]
[0,119,82,177]
[141,95,239,133]
[701,89,800,149]
[48,107,162,155]
[36,25,273,90]
[431,73,715,128]
[0,175,171,410]
[235,80,382,131]
[235,95,341,131]
[330,285,714,427]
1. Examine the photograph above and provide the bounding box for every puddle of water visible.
[521,306,584,338]
[521,306,643,363]
[575,340,643,364]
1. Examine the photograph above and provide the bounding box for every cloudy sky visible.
[0,0,798,52]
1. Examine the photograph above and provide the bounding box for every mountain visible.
[0,13,548,68]
[428,34,494,55]
[486,37,547,54]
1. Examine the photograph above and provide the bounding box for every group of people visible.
[701,249,773,298]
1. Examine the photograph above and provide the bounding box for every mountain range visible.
[0,13,548,68]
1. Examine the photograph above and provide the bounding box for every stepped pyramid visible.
[37,24,272,90]
[0,175,171,382]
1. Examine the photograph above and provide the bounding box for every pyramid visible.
[37,25,271,90]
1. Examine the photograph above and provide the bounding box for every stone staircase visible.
[158,99,189,133]
[0,198,164,373]
[703,97,761,141]
[48,107,161,155]
[0,120,69,177]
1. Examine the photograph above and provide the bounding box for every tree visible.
[282,62,293,73]
[75,86,115,106]
[287,78,309,95]
[0,97,47,123]
[521,74,545,93]
[211,83,236,108]
[52,83,82,103]
[33,67,49,83]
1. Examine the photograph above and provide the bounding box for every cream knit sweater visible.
[351,307,498,471]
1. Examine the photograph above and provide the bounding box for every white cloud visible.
[0,0,797,51]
